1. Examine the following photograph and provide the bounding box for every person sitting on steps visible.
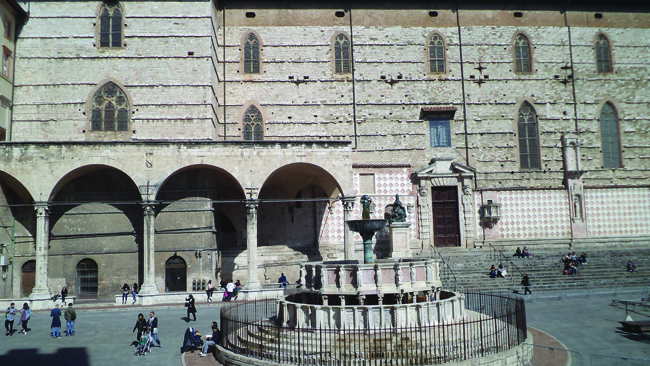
[489,265,498,278]
[627,259,638,272]
[513,247,522,258]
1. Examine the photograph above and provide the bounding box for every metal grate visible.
[165,256,187,292]
[77,259,98,298]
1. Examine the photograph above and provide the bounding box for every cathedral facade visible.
[0,0,649,300]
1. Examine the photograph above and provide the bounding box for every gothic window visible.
[90,82,130,132]
[243,33,260,74]
[428,34,445,73]
[334,33,351,74]
[99,2,123,48]
[514,34,532,73]
[430,117,451,147]
[517,102,540,169]
[242,105,263,141]
[600,103,621,168]
[596,34,612,73]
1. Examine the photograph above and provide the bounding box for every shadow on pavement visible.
[0,348,90,366]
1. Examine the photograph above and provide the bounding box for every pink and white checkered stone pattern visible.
[584,188,650,237]
[497,190,571,239]
[317,201,344,242]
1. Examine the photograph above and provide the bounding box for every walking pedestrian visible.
[64,303,76,336]
[205,280,214,302]
[186,294,197,322]
[50,304,62,338]
[521,273,532,295]
[121,283,130,305]
[132,313,148,341]
[148,311,161,347]
[132,283,138,305]
[226,280,235,302]
[5,302,17,336]
[60,286,68,305]
[19,303,31,334]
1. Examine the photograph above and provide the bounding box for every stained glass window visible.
[429,34,445,73]
[600,103,621,168]
[334,34,351,74]
[243,105,263,141]
[596,35,612,73]
[518,102,540,169]
[514,34,532,73]
[244,33,260,74]
[90,82,130,132]
[99,2,122,48]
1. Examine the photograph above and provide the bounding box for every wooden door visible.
[21,260,36,297]
[431,187,460,247]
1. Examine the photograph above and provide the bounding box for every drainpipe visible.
[222,5,227,140]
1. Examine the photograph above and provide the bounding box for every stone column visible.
[342,196,355,261]
[246,200,261,290]
[139,201,159,295]
[30,202,51,299]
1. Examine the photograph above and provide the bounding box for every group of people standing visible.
[121,283,139,305]
[5,301,76,338]
[49,302,77,338]
[131,311,162,347]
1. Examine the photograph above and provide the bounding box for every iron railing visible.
[433,248,458,292]
[220,291,527,366]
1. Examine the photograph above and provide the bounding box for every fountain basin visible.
[346,219,387,234]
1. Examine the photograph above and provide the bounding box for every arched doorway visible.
[165,255,186,292]
[77,259,98,298]
[21,260,36,297]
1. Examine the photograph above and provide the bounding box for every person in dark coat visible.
[50,304,62,338]
[132,313,148,341]
[521,273,532,295]
[186,294,197,322]
[60,286,68,305]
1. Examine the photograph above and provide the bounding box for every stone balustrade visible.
[277,292,465,330]
[299,259,442,296]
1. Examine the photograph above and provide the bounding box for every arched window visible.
[77,259,98,298]
[90,82,130,132]
[165,255,187,292]
[21,260,36,297]
[514,34,532,73]
[99,1,123,48]
[596,34,612,73]
[428,34,445,73]
[243,33,260,74]
[517,102,540,169]
[242,105,263,141]
[600,103,621,168]
[334,33,351,74]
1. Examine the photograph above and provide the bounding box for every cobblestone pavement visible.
[0,301,224,366]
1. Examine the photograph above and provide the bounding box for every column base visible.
[245,280,261,291]
[138,284,160,296]
[29,287,51,300]
[389,222,412,258]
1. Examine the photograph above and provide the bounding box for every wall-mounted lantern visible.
[0,244,11,281]
[481,200,502,229]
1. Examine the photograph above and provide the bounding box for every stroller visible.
[134,331,153,356]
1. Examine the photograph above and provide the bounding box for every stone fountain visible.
[345,195,387,263]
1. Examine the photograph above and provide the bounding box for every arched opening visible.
[165,255,187,292]
[77,258,98,298]
[21,260,36,297]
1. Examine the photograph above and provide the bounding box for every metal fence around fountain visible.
[220,291,527,366]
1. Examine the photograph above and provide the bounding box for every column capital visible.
[33,201,50,216]
[342,196,356,211]
[245,199,260,213]
[140,200,157,215]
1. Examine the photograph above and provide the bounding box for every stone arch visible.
[0,171,36,240]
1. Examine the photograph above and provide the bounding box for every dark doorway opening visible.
[165,255,187,292]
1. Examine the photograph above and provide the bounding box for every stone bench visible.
[619,321,650,333]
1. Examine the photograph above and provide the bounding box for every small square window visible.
[430,118,451,147]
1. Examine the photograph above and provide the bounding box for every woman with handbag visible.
[185,294,197,322]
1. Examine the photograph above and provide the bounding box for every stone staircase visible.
[428,247,650,294]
